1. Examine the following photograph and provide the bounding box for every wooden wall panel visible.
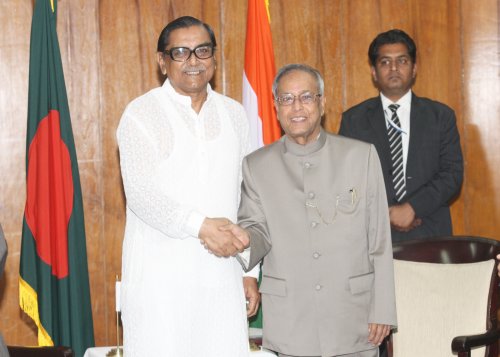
[342,0,386,112]
[218,0,246,100]
[461,0,500,238]
[99,0,148,345]
[269,1,343,132]
[0,0,39,346]
[0,0,499,349]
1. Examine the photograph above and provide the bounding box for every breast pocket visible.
[336,187,360,215]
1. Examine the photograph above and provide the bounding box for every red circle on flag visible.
[25,110,73,279]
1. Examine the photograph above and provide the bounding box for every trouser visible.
[378,343,387,357]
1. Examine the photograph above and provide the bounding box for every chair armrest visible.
[451,328,500,353]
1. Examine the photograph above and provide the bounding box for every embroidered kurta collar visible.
[283,129,326,156]
[162,78,213,107]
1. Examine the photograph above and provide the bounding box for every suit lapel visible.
[407,94,424,177]
[366,97,397,202]
[367,98,391,163]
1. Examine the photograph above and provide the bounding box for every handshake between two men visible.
[199,218,260,318]
[198,217,249,257]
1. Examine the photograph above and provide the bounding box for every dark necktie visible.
[388,104,406,202]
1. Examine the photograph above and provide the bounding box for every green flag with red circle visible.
[20,1,95,355]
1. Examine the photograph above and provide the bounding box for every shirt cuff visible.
[243,259,259,278]
[238,247,251,271]
[184,211,206,238]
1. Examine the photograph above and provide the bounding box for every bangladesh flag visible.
[20,1,95,356]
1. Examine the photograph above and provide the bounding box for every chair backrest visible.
[7,346,73,357]
[391,236,500,357]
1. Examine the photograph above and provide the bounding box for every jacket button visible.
[315,284,322,291]
[313,252,320,259]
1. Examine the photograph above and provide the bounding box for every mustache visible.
[183,67,205,73]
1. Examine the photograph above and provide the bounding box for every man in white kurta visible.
[117,78,251,356]
[117,17,256,357]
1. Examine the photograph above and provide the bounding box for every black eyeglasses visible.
[163,44,215,62]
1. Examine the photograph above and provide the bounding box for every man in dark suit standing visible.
[339,29,463,242]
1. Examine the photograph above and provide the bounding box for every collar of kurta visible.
[283,129,327,156]
[162,78,213,107]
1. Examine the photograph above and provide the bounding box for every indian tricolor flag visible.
[243,0,281,152]
[243,0,280,329]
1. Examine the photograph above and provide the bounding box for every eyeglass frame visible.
[275,92,323,106]
[162,43,216,62]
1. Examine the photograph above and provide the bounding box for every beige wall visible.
[0,0,499,347]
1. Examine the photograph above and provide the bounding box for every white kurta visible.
[117,80,251,357]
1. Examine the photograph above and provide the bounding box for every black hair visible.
[157,16,217,52]
[368,29,416,66]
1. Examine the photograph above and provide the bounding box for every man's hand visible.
[389,203,421,232]
[368,323,391,346]
[198,218,245,257]
[219,223,250,249]
[243,277,260,317]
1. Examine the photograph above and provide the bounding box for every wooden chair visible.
[389,235,500,357]
[7,346,73,357]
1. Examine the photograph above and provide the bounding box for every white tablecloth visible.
[83,346,276,357]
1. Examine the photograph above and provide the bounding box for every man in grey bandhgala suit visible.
[224,64,397,357]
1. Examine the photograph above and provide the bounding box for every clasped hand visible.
[198,218,249,257]
[389,203,422,232]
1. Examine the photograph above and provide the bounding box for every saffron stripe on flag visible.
[243,0,281,152]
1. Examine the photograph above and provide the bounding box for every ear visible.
[412,62,417,78]
[157,52,167,75]
[320,95,326,116]
[273,100,280,116]
[370,66,378,82]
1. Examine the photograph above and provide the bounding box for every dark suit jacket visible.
[339,93,463,242]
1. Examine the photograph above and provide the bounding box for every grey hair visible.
[272,63,324,98]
